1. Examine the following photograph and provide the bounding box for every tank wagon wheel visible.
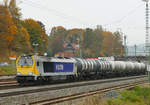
[76,74,83,81]
[67,75,72,82]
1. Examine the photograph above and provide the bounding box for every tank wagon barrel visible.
[74,58,146,78]
[16,55,147,84]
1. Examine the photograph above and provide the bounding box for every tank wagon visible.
[16,55,146,84]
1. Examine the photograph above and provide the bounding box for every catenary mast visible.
[143,0,149,56]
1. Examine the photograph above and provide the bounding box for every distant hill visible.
[127,44,146,56]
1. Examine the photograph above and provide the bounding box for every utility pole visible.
[78,37,82,58]
[134,44,137,56]
[124,35,127,57]
[143,0,150,82]
[143,0,150,56]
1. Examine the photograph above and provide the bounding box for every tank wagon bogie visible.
[16,55,147,84]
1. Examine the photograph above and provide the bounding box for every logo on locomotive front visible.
[56,64,64,70]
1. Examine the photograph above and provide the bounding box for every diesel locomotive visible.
[16,55,147,84]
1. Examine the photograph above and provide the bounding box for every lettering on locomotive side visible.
[56,64,64,70]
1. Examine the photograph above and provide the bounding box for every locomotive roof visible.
[33,55,76,62]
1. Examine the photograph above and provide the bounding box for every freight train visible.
[16,55,147,84]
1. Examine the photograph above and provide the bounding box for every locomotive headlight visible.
[28,72,33,75]
[17,72,21,75]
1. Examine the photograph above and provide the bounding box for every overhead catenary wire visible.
[103,3,144,26]
[20,0,145,31]
[22,0,91,27]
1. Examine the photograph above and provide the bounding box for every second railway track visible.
[0,79,19,90]
[30,81,145,105]
[0,75,148,105]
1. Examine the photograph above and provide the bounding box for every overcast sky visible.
[3,0,148,45]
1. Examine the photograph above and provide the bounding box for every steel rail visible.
[30,81,146,105]
[0,74,15,76]
[0,75,146,91]
[0,80,17,84]
[0,75,147,98]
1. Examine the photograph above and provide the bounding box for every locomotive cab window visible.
[43,62,54,73]
[18,56,33,66]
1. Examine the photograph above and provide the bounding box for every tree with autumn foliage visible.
[0,0,49,59]
[113,31,123,56]
[48,26,67,56]
[8,0,21,25]
[101,31,114,56]
[48,26,123,57]
[22,19,48,54]
[0,5,17,59]
[66,28,84,56]
[6,0,32,55]
[82,28,104,57]
[66,28,84,43]
[0,0,123,59]
[10,26,32,54]
[101,31,123,56]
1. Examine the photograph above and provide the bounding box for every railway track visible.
[0,75,147,91]
[0,75,147,97]
[0,80,19,90]
[0,75,15,82]
[0,80,17,84]
[0,75,18,90]
[30,81,145,105]
[0,75,147,105]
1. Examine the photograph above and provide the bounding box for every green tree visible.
[82,28,95,57]
[93,27,104,56]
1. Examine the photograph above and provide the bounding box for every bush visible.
[108,86,150,105]
[0,61,16,75]
[75,86,150,105]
